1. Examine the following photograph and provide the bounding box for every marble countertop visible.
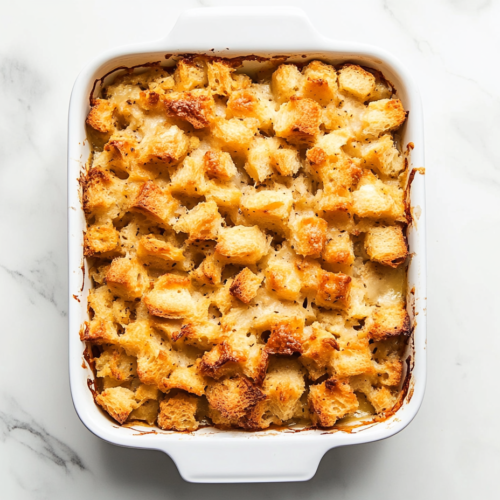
[1,0,498,497]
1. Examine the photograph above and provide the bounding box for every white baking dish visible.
[68,6,426,483]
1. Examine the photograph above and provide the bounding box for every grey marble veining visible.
[0,0,499,498]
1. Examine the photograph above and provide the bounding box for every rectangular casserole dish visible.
[68,6,426,483]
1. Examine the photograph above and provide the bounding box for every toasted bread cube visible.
[170,155,207,197]
[245,136,277,183]
[135,383,160,403]
[230,268,263,304]
[315,192,353,223]
[174,201,223,242]
[212,117,260,154]
[83,168,125,220]
[128,400,159,425]
[205,181,242,209]
[315,271,351,310]
[274,97,322,145]
[266,316,304,355]
[84,223,120,257]
[215,225,270,265]
[352,172,406,221]
[138,125,189,166]
[265,259,302,301]
[272,147,301,176]
[313,129,351,159]
[136,349,174,389]
[367,386,397,413]
[363,99,407,137]
[271,64,303,104]
[291,215,328,257]
[80,319,117,344]
[323,103,349,131]
[241,188,293,234]
[106,257,148,301]
[300,323,339,380]
[361,135,405,177]
[137,235,184,268]
[308,378,358,427]
[173,57,208,91]
[203,150,237,181]
[301,60,338,106]
[295,257,322,293]
[158,393,199,431]
[144,274,194,319]
[206,376,266,423]
[365,304,410,341]
[207,60,235,96]
[95,347,137,381]
[96,387,139,424]
[86,98,115,134]
[163,89,215,129]
[376,358,403,387]
[131,181,179,227]
[226,88,274,128]
[338,64,376,101]
[365,226,408,267]
[334,338,374,377]
[323,229,354,265]
[190,253,223,287]
[162,365,207,396]
[174,319,223,350]
[263,358,306,421]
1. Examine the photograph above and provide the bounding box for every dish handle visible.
[162,6,325,52]
[165,438,332,483]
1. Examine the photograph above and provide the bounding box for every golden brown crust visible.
[163,90,215,129]
[315,272,352,310]
[157,393,199,431]
[229,268,263,304]
[366,304,410,341]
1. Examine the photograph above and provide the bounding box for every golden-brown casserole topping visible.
[83,57,410,431]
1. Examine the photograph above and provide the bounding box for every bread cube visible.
[271,64,303,104]
[83,168,125,220]
[265,316,304,355]
[226,87,274,128]
[361,135,405,177]
[86,98,115,134]
[308,378,358,427]
[207,60,235,96]
[375,358,403,387]
[245,136,277,183]
[364,225,408,267]
[352,172,406,221]
[170,155,208,197]
[173,57,208,91]
[367,386,397,413]
[206,376,266,423]
[338,64,376,101]
[215,225,270,265]
[315,192,352,223]
[128,400,159,425]
[263,357,306,421]
[138,125,189,166]
[174,200,223,242]
[84,223,120,257]
[295,257,322,293]
[136,349,174,389]
[162,365,207,396]
[274,97,322,145]
[163,89,215,129]
[333,338,374,377]
[131,181,179,227]
[272,147,301,176]
[315,271,351,310]
[205,180,242,209]
[144,274,194,319]
[290,215,328,257]
[174,318,223,350]
[362,99,407,137]
[137,235,184,268]
[365,303,410,341]
[265,258,302,301]
[300,323,339,380]
[211,117,260,154]
[135,383,160,403]
[323,229,354,265]
[95,346,137,381]
[158,393,199,431]
[106,257,148,301]
[230,268,263,304]
[96,387,139,424]
[241,187,293,234]
[301,60,338,106]
[190,253,223,287]
[203,150,237,181]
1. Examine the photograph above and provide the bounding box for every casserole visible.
[68,6,426,483]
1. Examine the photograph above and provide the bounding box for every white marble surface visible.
[0,0,498,497]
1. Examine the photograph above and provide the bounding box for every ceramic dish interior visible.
[68,6,426,483]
